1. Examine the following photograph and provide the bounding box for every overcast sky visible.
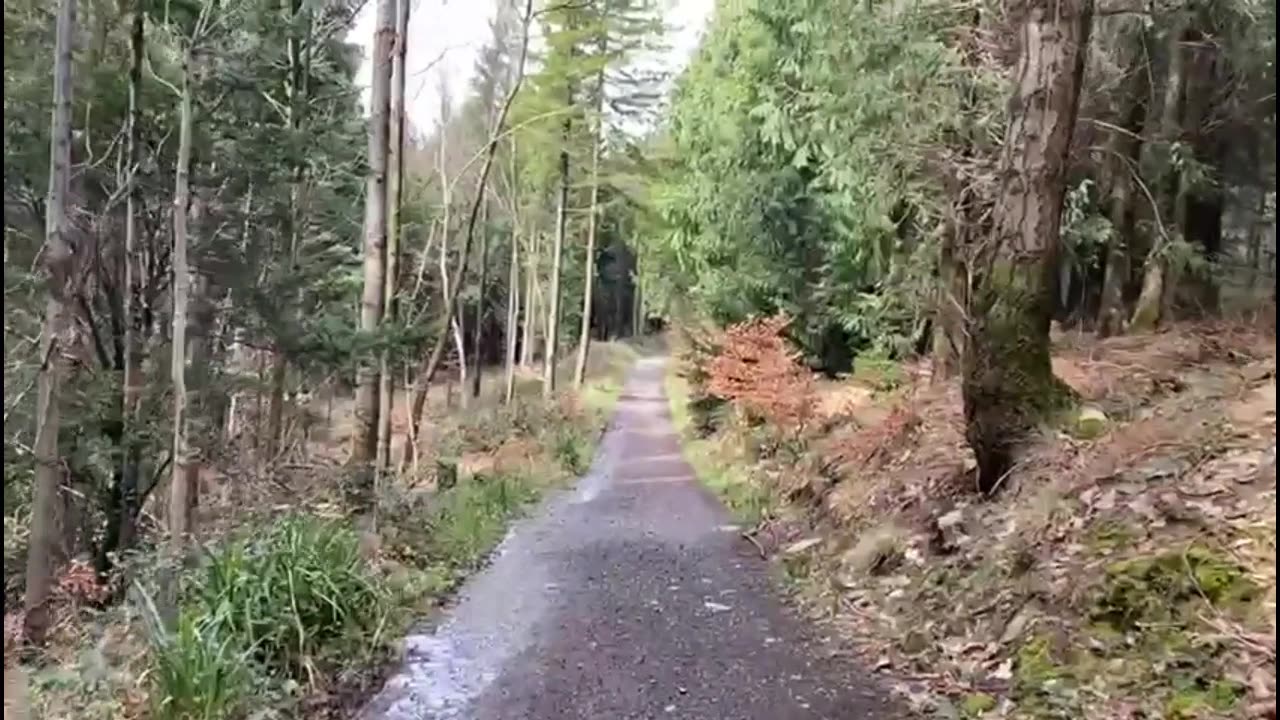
[350,0,714,132]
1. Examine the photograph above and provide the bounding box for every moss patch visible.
[1092,545,1258,631]
[1165,678,1244,719]
[961,691,997,717]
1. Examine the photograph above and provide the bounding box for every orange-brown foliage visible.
[706,315,814,429]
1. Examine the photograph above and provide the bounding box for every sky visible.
[350,0,715,132]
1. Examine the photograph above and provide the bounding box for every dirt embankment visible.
[672,323,1277,720]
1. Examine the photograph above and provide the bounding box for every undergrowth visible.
[17,341,640,719]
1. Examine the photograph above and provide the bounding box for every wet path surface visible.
[361,358,897,720]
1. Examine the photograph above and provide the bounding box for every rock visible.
[1071,406,1109,439]
[998,604,1037,645]
[783,537,822,555]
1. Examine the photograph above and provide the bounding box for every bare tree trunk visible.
[1131,25,1186,332]
[632,262,642,336]
[24,0,77,646]
[470,201,490,400]
[168,41,199,548]
[352,0,395,470]
[520,230,538,367]
[504,218,520,404]
[1097,27,1147,337]
[962,0,1092,493]
[574,62,607,389]
[116,0,145,555]
[544,120,571,398]
[504,134,521,404]
[441,221,469,407]
[933,228,965,378]
[377,0,410,472]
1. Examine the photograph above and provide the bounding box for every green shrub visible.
[428,475,538,568]
[150,611,252,720]
[195,516,387,677]
[548,426,591,474]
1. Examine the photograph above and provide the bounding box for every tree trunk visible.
[168,42,198,549]
[504,217,520,404]
[1130,25,1187,332]
[962,0,1092,493]
[1179,33,1223,316]
[933,228,965,378]
[504,135,521,404]
[352,0,395,470]
[520,230,538,367]
[544,120,571,398]
[574,65,606,389]
[377,0,410,472]
[442,223,468,408]
[117,0,145,555]
[470,201,490,400]
[632,262,642,335]
[267,0,311,461]
[1097,28,1147,337]
[24,0,77,646]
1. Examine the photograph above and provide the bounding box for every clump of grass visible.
[149,611,252,720]
[194,515,388,678]
[427,474,538,569]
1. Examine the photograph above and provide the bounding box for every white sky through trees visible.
[351,0,714,135]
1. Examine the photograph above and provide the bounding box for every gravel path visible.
[361,357,898,720]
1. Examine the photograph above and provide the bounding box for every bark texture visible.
[1097,25,1148,337]
[962,0,1093,492]
[169,44,197,547]
[24,0,78,645]
[352,0,396,468]
[544,118,571,398]
[1131,25,1187,332]
[574,62,607,390]
[377,0,410,472]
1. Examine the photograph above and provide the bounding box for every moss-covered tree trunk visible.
[963,0,1092,492]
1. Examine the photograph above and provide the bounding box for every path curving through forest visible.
[360,357,898,720]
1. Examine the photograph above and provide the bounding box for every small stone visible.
[703,601,732,613]
[784,537,822,555]
[1072,406,1109,439]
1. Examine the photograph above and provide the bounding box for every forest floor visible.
[667,321,1277,720]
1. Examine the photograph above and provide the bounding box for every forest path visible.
[360,357,898,720]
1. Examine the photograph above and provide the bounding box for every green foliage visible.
[643,0,994,362]
[427,474,539,569]
[150,612,252,720]
[194,516,387,678]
